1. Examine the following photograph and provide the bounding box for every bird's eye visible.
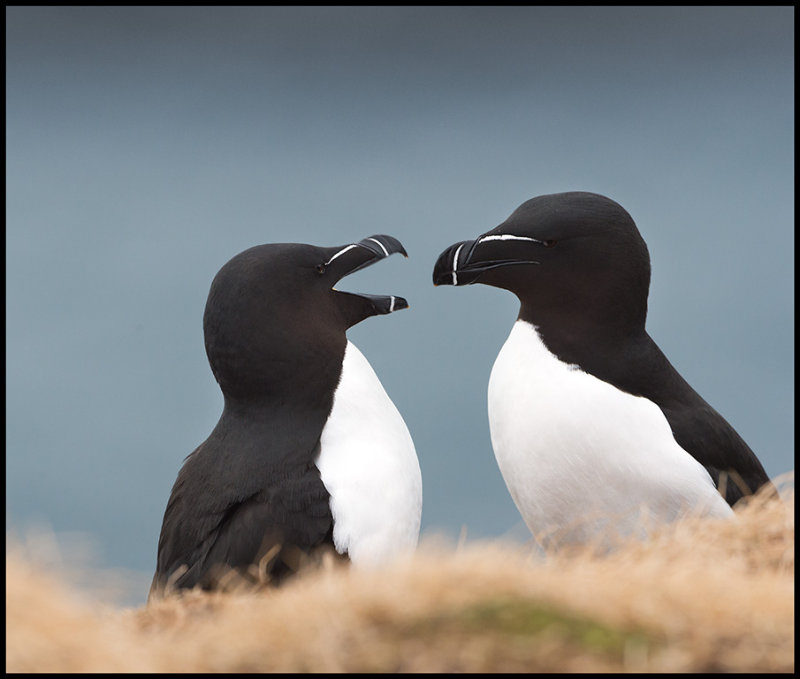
[315,264,327,274]
[542,239,557,248]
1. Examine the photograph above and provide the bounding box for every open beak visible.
[326,234,409,316]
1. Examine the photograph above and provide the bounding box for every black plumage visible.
[433,191,770,507]
[151,236,408,596]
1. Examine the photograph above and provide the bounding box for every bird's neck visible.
[517,307,701,411]
[518,299,646,355]
[203,396,333,471]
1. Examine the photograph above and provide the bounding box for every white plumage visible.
[488,320,733,551]
[316,341,422,566]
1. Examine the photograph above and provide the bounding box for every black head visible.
[204,235,408,400]
[433,192,651,334]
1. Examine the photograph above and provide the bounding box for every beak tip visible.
[432,271,453,287]
[392,296,409,313]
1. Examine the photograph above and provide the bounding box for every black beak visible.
[432,240,476,286]
[329,234,408,277]
[433,236,541,287]
[327,234,409,321]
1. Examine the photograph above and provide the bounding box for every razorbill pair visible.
[152,193,772,594]
[433,191,771,550]
[151,236,422,596]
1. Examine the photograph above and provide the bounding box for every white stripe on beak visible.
[324,244,359,266]
[365,237,390,257]
[478,234,544,244]
[452,243,465,286]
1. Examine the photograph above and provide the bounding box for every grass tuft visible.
[6,473,794,673]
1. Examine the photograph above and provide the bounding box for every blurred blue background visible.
[6,7,794,605]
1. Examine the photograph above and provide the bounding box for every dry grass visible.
[6,474,794,673]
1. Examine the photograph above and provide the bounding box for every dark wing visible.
[579,333,773,508]
[662,402,772,506]
[602,333,773,507]
[150,444,336,596]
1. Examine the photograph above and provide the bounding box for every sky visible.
[6,6,794,605]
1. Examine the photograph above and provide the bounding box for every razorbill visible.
[150,235,422,595]
[432,192,771,550]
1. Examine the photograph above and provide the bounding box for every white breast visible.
[316,341,422,566]
[487,320,732,551]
